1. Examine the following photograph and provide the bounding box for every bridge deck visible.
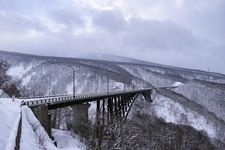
[22,89,153,109]
[21,86,178,109]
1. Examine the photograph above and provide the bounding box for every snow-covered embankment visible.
[0,98,21,150]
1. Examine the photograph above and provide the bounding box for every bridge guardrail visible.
[20,85,178,100]
[22,89,154,106]
[19,89,147,100]
[21,86,177,107]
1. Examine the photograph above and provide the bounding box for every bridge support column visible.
[31,104,52,137]
[108,98,113,123]
[72,103,90,133]
[114,97,118,120]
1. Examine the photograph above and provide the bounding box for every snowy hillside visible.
[0,50,225,148]
[0,98,21,150]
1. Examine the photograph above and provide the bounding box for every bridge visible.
[19,86,177,149]
[21,89,152,138]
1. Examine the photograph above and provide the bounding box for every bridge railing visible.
[19,87,150,100]
[22,88,154,106]
[21,86,178,107]
[20,85,178,100]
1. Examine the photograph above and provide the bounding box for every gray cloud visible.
[0,13,43,33]
[92,9,126,32]
[49,9,85,27]
[0,0,224,73]
[91,10,202,54]
[122,18,201,52]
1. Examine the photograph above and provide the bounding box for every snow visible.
[7,64,33,78]
[66,80,82,95]
[19,106,86,150]
[66,83,73,94]
[172,81,183,87]
[0,89,9,98]
[20,106,58,150]
[52,129,86,150]
[89,102,96,121]
[152,96,216,138]
[22,72,36,86]
[112,82,124,91]
[5,113,21,150]
[0,98,21,150]
[22,75,32,86]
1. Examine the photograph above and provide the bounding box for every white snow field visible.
[152,96,216,138]
[52,129,86,150]
[137,95,217,139]
[20,106,58,150]
[0,98,21,150]
[172,81,183,87]
[7,64,33,79]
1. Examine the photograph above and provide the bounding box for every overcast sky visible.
[0,0,224,73]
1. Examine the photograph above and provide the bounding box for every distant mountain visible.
[79,53,154,64]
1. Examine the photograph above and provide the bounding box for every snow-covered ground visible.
[7,64,33,79]
[172,81,183,87]
[52,129,86,150]
[152,96,216,138]
[0,98,86,150]
[0,89,9,98]
[0,98,21,150]
[20,106,86,150]
[138,95,217,139]
[20,106,58,150]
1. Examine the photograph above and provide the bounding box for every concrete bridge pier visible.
[31,104,52,137]
[72,103,90,133]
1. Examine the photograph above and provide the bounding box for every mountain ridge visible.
[1,50,224,77]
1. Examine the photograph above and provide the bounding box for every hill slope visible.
[0,50,225,147]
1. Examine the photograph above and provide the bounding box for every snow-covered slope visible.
[0,50,225,146]
[0,98,21,150]
[52,129,86,150]
[0,89,9,98]
[0,98,86,150]
[20,106,57,150]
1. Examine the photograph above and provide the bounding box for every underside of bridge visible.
[94,92,152,149]
[96,91,152,125]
